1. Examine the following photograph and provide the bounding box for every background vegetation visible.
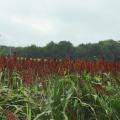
[0,39,120,60]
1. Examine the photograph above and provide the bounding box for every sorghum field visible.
[0,56,120,120]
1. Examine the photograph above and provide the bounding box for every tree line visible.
[0,39,120,60]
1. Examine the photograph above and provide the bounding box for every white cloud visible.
[10,16,54,32]
[0,0,120,46]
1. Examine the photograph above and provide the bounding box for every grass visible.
[0,70,120,120]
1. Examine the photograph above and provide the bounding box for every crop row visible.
[0,56,120,85]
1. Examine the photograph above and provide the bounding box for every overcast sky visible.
[0,0,120,47]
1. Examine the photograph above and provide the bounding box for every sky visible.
[0,0,120,47]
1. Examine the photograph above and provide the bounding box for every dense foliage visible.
[0,39,120,60]
[0,56,120,120]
